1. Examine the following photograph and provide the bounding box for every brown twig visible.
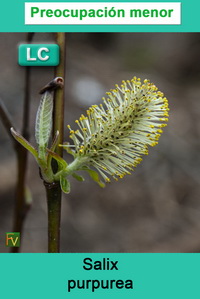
[45,181,62,253]
[44,33,66,253]
[53,33,66,157]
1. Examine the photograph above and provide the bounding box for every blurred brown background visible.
[1,33,200,253]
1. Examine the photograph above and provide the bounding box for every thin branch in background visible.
[22,33,34,140]
[0,99,16,142]
[45,32,66,253]
[0,70,32,253]
[11,32,34,253]
[0,98,20,159]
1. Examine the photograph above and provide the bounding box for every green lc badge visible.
[18,44,60,66]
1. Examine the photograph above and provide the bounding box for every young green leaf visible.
[60,176,70,193]
[47,149,68,170]
[47,131,59,168]
[10,127,38,160]
[72,172,85,182]
[81,166,105,188]
[46,131,60,171]
[35,91,53,150]
[50,130,59,153]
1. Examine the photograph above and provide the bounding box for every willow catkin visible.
[63,77,169,183]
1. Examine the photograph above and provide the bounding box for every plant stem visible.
[53,157,88,180]
[53,33,66,157]
[46,32,66,253]
[45,182,62,253]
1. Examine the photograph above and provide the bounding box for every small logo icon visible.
[6,232,20,247]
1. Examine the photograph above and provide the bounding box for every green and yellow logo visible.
[6,232,20,247]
